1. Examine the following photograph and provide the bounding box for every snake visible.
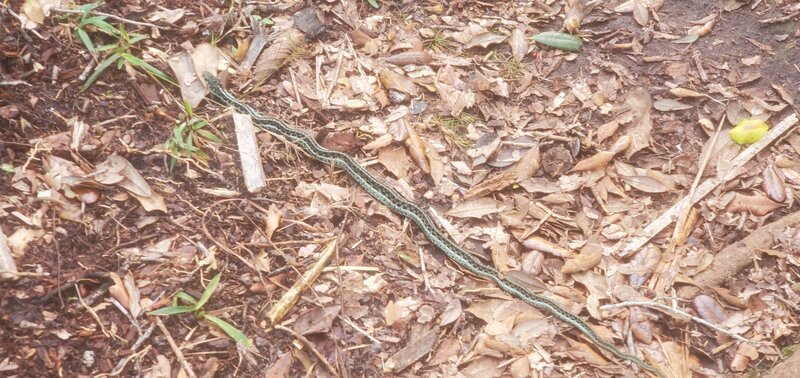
[203,72,665,377]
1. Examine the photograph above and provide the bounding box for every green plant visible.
[432,114,477,150]
[73,2,172,92]
[366,0,379,8]
[164,101,223,171]
[423,29,454,53]
[149,273,252,347]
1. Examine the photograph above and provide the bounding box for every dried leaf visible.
[465,32,507,49]
[378,69,419,96]
[731,343,759,372]
[693,294,727,324]
[378,146,411,179]
[265,204,282,240]
[464,145,540,199]
[446,197,504,219]
[621,175,670,193]
[725,193,782,216]
[509,29,528,62]
[669,87,704,98]
[439,298,462,326]
[522,236,569,257]
[293,305,341,335]
[762,166,786,202]
[653,98,693,111]
[386,51,431,66]
[562,250,601,274]
[253,29,305,88]
[264,352,293,378]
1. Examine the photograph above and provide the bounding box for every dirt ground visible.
[1,1,799,377]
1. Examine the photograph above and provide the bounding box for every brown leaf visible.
[596,120,619,143]
[253,29,305,88]
[522,236,570,257]
[509,28,528,62]
[386,326,439,372]
[562,250,602,274]
[621,175,670,193]
[630,307,653,343]
[386,51,431,66]
[731,343,759,372]
[569,151,615,172]
[725,193,782,216]
[265,204,282,240]
[669,87,704,98]
[107,272,131,312]
[439,298,462,326]
[619,88,652,159]
[465,32,507,49]
[379,69,419,96]
[464,145,540,199]
[378,146,411,179]
[762,166,786,202]
[632,0,649,26]
[693,294,728,324]
[293,305,341,335]
[446,197,504,219]
[653,98,694,111]
[264,352,293,378]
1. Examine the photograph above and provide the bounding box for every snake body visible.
[203,72,663,377]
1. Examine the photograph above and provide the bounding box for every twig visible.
[154,317,198,378]
[51,7,163,29]
[275,324,341,378]
[76,284,111,338]
[616,112,799,256]
[667,116,725,253]
[601,301,764,346]
[266,237,338,324]
[418,247,433,294]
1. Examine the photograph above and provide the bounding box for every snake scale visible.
[203,72,664,377]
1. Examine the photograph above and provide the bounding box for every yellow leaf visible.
[728,118,768,145]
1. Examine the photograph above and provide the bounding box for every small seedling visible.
[432,114,477,150]
[72,2,172,92]
[149,273,252,347]
[164,101,223,171]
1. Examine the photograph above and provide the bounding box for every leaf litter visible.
[1,0,800,377]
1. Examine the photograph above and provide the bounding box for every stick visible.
[154,317,198,378]
[266,238,338,324]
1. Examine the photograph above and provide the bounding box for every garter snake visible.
[203,72,664,377]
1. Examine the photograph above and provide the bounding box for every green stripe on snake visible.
[203,72,665,378]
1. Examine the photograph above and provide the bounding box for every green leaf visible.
[94,44,117,53]
[80,52,122,92]
[195,273,222,310]
[76,28,95,52]
[367,0,379,8]
[197,129,222,143]
[532,31,582,52]
[729,118,769,145]
[173,292,199,307]
[75,1,102,13]
[204,315,252,347]
[148,305,196,316]
[120,53,174,84]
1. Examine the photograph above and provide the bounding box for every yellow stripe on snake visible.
[203,72,664,377]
